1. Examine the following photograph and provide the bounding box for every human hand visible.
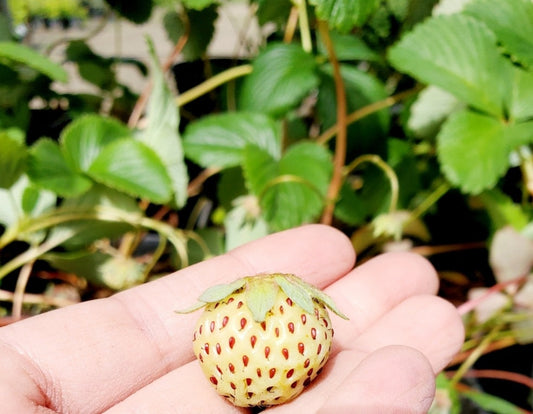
[0,225,464,413]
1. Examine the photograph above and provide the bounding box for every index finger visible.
[0,224,355,413]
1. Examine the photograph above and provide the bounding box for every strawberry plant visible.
[1,0,533,411]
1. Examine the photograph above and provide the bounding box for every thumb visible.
[317,345,436,414]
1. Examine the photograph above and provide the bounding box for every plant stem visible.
[518,146,533,196]
[141,235,167,281]
[456,274,526,316]
[175,64,253,108]
[450,335,517,366]
[284,6,299,43]
[344,154,399,213]
[450,323,503,387]
[410,181,451,221]
[317,86,422,145]
[259,174,324,201]
[12,259,34,319]
[187,167,222,197]
[318,21,347,225]
[457,369,533,389]
[0,207,189,280]
[0,289,77,308]
[295,0,312,52]
[0,230,74,281]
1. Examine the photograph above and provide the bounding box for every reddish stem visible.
[318,21,347,225]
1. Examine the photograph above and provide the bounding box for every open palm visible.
[0,225,464,413]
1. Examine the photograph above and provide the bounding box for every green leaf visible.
[388,14,511,117]
[88,139,172,203]
[0,175,55,229]
[407,86,464,139]
[508,67,533,122]
[180,0,217,10]
[309,0,380,32]
[185,227,224,265]
[245,278,279,322]
[317,32,381,62]
[28,138,92,197]
[479,189,530,231]
[104,0,153,23]
[54,184,139,250]
[465,0,533,68]
[224,196,270,251]
[183,112,281,169]
[61,114,131,172]
[437,110,508,194]
[429,373,461,414]
[279,143,332,194]
[239,43,319,117]
[334,181,366,226]
[244,142,332,230]
[318,64,389,153]
[163,7,217,61]
[65,41,116,90]
[257,0,292,26]
[275,275,315,315]
[266,144,330,229]
[0,41,68,82]
[217,167,247,210]
[198,278,246,303]
[461,390,525,414]
[242,145,279,198]
[505,120,533,149]
[139,39,188,208]
[0,129,27,189]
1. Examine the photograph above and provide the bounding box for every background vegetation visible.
[1,0,533,411]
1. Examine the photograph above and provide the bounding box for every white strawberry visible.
[178,273,347,407]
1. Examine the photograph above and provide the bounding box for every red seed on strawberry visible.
[177,273,348,408]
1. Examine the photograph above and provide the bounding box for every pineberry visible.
[178,273,347,407]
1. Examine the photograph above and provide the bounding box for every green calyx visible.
[176,273,348,322]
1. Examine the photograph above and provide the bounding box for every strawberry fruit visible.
[178,273,347,408]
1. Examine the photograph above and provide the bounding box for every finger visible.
[350,295,464,373]
[0,224,355,413]
[324,252,439,353]
[267,294,462,413]
[317,345,436,414]
[105,361,246,414]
